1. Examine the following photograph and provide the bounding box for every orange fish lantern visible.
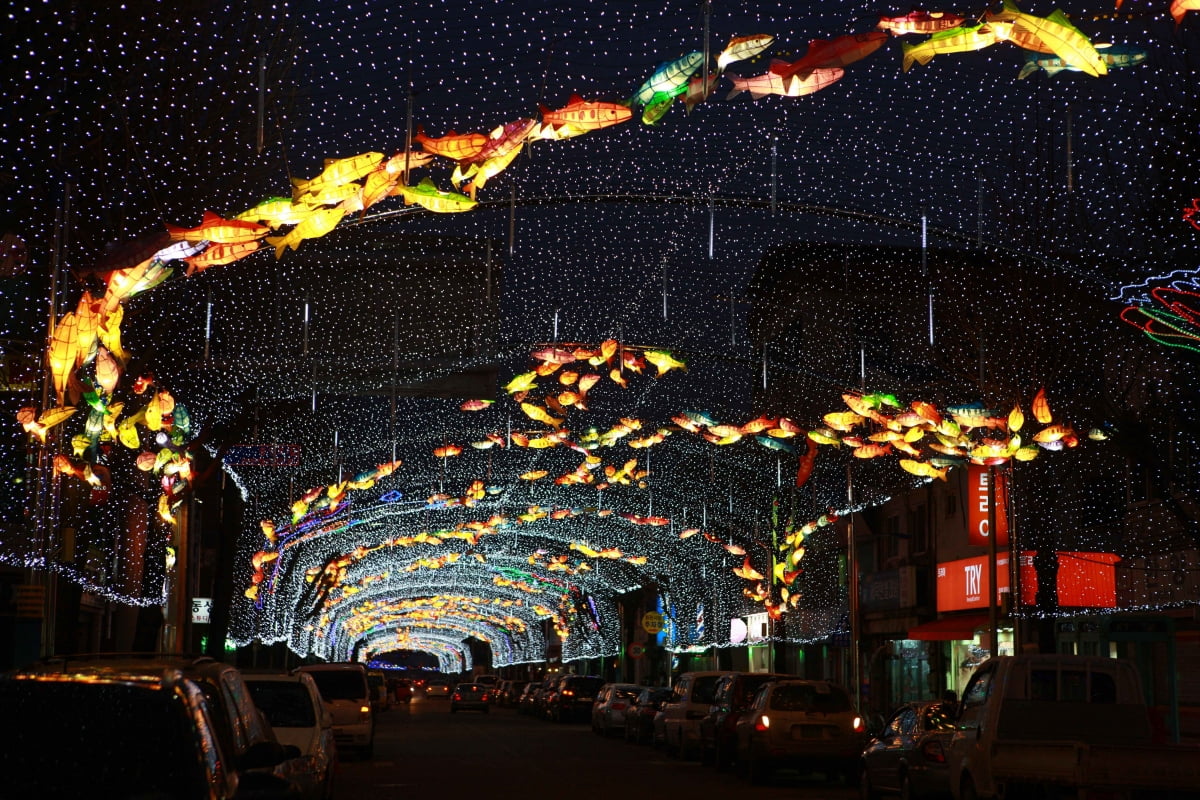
[1031,387,1053,423]
[413,125,487,162]
[433,444,463,458]
[182,241,261,275]
[165,211,270,244]
[538,94,632,138]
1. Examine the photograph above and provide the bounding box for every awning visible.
[907,614,991,641]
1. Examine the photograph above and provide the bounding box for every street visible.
[335,693,860,800]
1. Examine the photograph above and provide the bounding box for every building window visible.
[909,505,928,554]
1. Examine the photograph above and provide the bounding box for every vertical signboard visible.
[967,464,1009,547]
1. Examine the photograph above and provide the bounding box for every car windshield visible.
[736,675,779,707]
[612,687,640,701]
[0,678,211,799]
[770,684,853,713]
[247,680,316,728]
[306,670,367,701]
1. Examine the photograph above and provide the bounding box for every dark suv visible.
[547,674,606,722]
[700,671,792,769]
[0,666,294,798]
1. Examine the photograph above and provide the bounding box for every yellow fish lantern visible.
[95,348,121,395]
[999,1,1106,77]
[47,311,80,405]
[73,293,102,368]
[290,152,385,198]
[265,207,346,258]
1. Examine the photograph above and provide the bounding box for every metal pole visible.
[987,465,1000,658]
[256,53,267,155]
[848,463,861,713]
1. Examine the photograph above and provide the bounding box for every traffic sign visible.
[628,643,646,659]
[641,611,664,634]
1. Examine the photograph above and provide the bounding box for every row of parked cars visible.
[0,653,381,799]
[579,671,870,786]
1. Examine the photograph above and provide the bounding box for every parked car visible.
[366,669,391,713]
[28,653,301,786]
[518,680,543,714]
[948,654,1200,800]
[498,679,528,707]
[660,670,735,758]
[860,700,956,800]
[451,682,491,713]
[297,662,375,759]
[733,679,865,785]
[592,683,645,737]
[547,674,606,722]
[529,676,558,717]
[245,670,338,800]
[625,687,672,745]
[0,665,295,799]
[700,671,791,770]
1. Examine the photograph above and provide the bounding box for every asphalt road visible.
[335,691,860,800]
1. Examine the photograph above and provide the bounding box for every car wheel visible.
[961,774,980,800]
[451,706,458,713]
[899,773,913,800]
[714,741,728,772]
[700,743,714,766]
[483,707,489,714]
[361,741,374,760]
[860,766,880,800]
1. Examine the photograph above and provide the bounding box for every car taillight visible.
[921,739,946,763]
[453,693,461,700]
[853,716,865,733]
[360,705,371,714]
[482,693,489,701]
[563,689,575,697]
[755,715,770,732]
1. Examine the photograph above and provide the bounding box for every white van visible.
[660,671,736,759]
[297,662,375,759]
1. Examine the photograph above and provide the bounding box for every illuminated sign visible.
[937,552,1118,611]
[966,464,1009,546]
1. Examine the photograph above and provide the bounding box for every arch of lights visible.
[362,633,472,674]
[11,0,1200,671]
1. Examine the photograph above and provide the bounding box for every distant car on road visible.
[591,683,644,737]
[425,678,452,697]
[625,687,672,745]
[451,683,491,713]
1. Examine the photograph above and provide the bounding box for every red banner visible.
[966,464,1009,547]
[937,552,1119,612]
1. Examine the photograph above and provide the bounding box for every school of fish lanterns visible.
[5,0,1200,664]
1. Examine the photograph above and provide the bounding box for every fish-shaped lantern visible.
[452,143,525,198]
[770,33,887,79]
[413,125,488,162]
[901,22,1003,71]
[395,178,478,214]
[264,207,346,257]
[537,95,632,139]
[726,68,844,100]
[182,241,261,275]
[631,51,705,107]
[878,10,966,36]
[164,211,269,244]
[236,197,316,227]
[716,33,776,72]
[1173,0,1200,24]
[1017,44,1146,79]
[291,152,384,199]
[996,1,1106,77]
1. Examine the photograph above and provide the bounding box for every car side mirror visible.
[234,769,299,799]
[321,709,333,729]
